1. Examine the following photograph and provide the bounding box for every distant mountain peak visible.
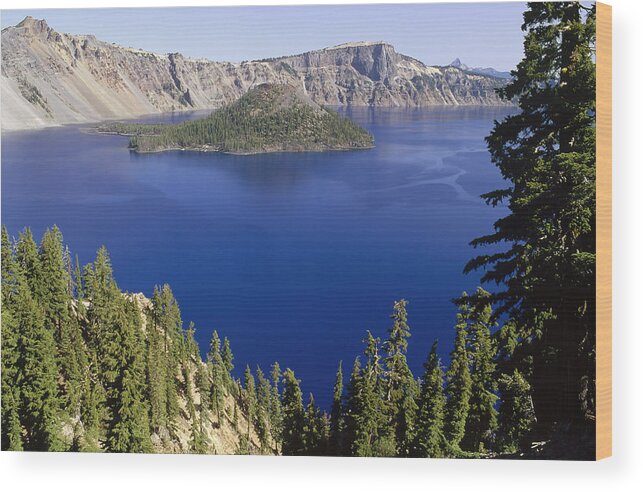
[448,58,511,79]
[449,58,466,69]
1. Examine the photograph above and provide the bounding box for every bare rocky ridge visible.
[1,17,511,131]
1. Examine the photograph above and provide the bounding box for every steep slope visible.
[274,41,509,106]
[99,83,374,154]
[1,17,511,131]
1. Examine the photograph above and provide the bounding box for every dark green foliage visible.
[242,365,257,453]
[303,394,328,455]
[444,304,472,449]
[280,368,305,455]
[269,362,283,451]
[207,331,226,424]
[497,370,535,453]
[413,341,447,458]
[329,360,344,455]
[14,266,63,451]
[464,1,597,426]
[254,366,272,453]
[221,336,234,389]
[39,226,88,418]
[1,226,268,454]
[99,84,373,154]
[345,333,395,457]
[1,226,23,450]
[383,300,417,455]
[104,298,152,453]
[460,289,498,453]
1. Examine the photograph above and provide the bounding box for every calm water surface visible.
[1,107,514,408]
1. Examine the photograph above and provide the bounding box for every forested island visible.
[1,3,597,459]
[97,84,374,154]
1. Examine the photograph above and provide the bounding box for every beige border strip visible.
[596,1,612,461]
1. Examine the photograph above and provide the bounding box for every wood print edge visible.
[596,1,612,461]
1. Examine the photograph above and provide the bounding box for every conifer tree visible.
[221,336,234,388]
[303,393,323,455]
[185,322,199,362]
[14,267,63,451]
[207,330,225,423]
[1,227,24,450]
[280,368,305,455]
[465,1,597,425]
[383,300,416,455]
[196,361,212,415]
[104,298,152,453]
[39,226,87,416]
[242,365,257,453]
[79,352,107,451]
[255,366,272,453]
[444,303,472,451]
[342,357,362,456]
[153,285,183,428]
[497,369,535,453]
[349,332,394,457]
[414,340,446,458]
[145,302,169,434]
[461,289,498,453]
[329,360,344,455]
[15,228,45,302]
[269,362,283,451]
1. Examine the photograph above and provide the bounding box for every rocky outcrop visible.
[1,17,511,131]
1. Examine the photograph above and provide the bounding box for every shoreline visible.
[130,143,376,156]
[1,103,517,135]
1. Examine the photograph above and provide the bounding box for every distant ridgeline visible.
[97,84,374,154]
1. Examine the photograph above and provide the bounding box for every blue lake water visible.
[1,107,514,409]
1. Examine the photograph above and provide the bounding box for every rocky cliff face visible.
[1,17,511,131]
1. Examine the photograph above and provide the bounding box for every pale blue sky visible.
[1,3,527,71]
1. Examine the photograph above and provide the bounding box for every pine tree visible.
[185,322,199,362]
[104,298,152,453]
[497,369,535,453]
[444,303,472,451]
[242,365,257,453]
[79,352,107,451]
[196,361,212,416]
[329,360,344,455]
[15,228,45,302]
[184,360,208,454]
[1,227,24,450]
[39,226,87,417]
[152,285,183,429]
[221,336,234,388]
[254,366,272,453]
[349,332,394,457]
[383,299,416,455]
[145,300,169,434]
[14,267,63,451]
[303,393,323,455]
[280,368,305,455]
[464,2,597,426]
[461,289,498,453]
[342,356,362,456]
[269,362,283,452]
[207,330,225,424]
[414,340,446,457]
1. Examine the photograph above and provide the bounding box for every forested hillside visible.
[98,84,374,154]
[0,226,280,454]
[1,225,538,457]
